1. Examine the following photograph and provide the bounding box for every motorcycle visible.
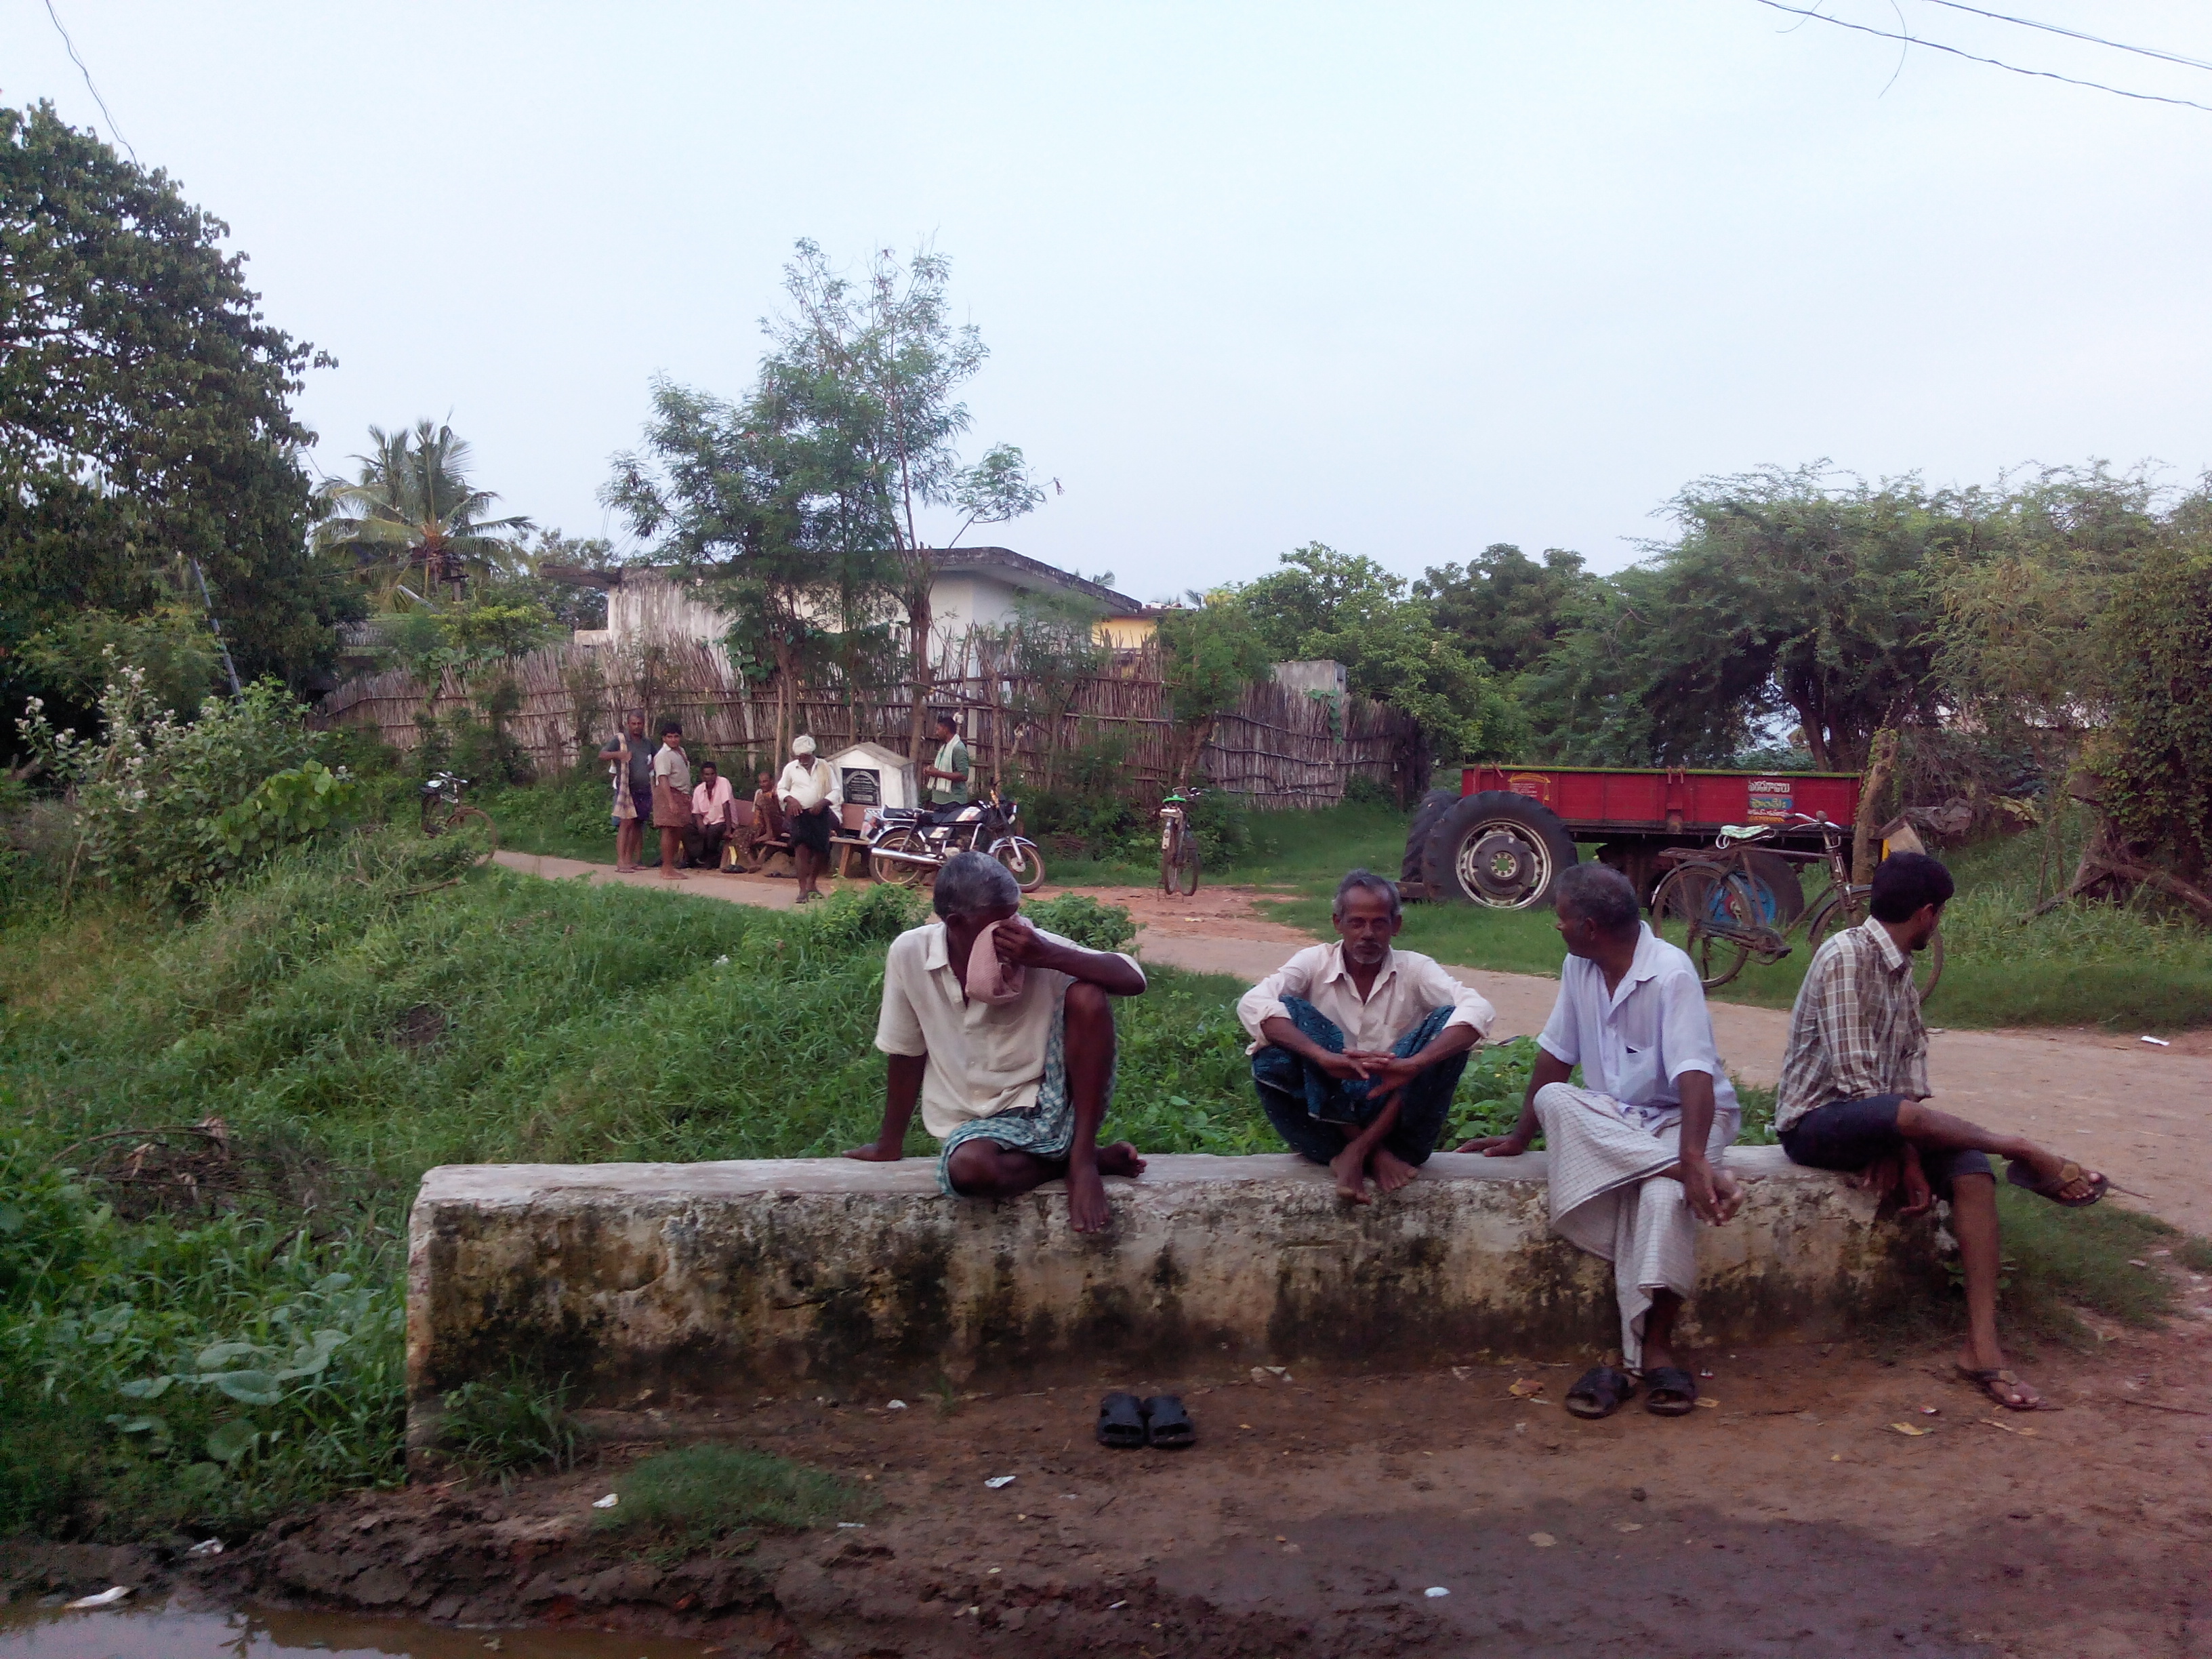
[865,790,1046,893]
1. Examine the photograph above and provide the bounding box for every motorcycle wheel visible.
[996,838,1046,893]
[869,827,934,889]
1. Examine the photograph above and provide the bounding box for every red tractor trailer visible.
[1399,764,1863,919]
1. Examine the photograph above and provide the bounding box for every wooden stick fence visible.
[316,636,1425,808]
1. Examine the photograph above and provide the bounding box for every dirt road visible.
[493,854,2212,1235]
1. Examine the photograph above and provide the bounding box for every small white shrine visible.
[827,741,920,811]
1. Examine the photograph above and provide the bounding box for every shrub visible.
[1023,892,1136,951]
[437,1368,576,1476]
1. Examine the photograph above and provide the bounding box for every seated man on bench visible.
[846,851,1149,1233]
[1240,869,1494,1204]
[1458,863,1743,1418]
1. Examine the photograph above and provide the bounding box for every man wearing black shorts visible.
[1776,852,2108,1412]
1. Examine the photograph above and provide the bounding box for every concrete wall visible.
[406,1149,1936,1437]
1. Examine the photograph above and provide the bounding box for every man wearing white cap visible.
[777,735,841,905]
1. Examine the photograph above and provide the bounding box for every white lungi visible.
[1534,1081,1734,1370]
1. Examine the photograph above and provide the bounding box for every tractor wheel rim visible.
[1456,823,1552,908]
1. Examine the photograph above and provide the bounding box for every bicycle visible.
[417,771,500,867]
[1158,787,1201,896]
[1648,811,1943,1002]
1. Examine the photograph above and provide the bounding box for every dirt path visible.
[39,1310,2207,1656]
[493,854,2212,1236]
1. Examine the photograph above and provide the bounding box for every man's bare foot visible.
[2020,1145,2104,1202]
[1097,1142,1147,1179]
[1711,1168,1745,1224]
[1372,1147,1420,1195]
[1330,1145,1372,1204]
[1066,1160,1113,1233]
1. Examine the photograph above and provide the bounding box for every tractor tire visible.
[1423,791,1578,910]
[1401,787,1458,886]
[1742,848,1807,926]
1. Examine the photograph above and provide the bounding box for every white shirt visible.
[1236,943,1496,1056]
[874,921,1147,1138]
[777,756,840,813]
[1538,924,1740,1132]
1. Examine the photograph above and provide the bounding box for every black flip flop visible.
[1563,1366,1637,1420]
[1642,1366,1698,1416]
[1142,1395,1195,1449]
[1097,1392,1147,1449]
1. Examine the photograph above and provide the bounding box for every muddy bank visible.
[12,1327,2212,1657]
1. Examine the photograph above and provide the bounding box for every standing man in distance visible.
[777,734,841,905]
[920,712,972,808]
[1775,851,2106,1412]
[597,711,654,873]
[1460,863,1743,1418]
[650,720,692,883]
[1240,870,1494,1204]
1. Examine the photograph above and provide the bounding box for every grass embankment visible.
[1040,796,2212,1031]
[6,825,2192,1543]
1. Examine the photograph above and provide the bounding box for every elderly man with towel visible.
[1458,862,1744,1420]
[776,735,842,904]
[845,851,1149,1233]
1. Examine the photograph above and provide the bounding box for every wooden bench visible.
[727,800,874,878]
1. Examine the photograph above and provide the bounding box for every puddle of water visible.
[0,1602,711,1658]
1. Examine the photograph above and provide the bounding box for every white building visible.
[552,548,1149,665]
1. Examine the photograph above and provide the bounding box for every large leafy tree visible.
[758,241,1046,760]
[1,101,352,733]
[1524,468,1950,771]
[1235,543,1523,764]
[315,422,531,608]
[1416,544,1595,678]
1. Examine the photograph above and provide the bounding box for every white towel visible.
[1534,1082,1734,1370]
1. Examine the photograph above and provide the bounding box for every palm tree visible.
[316,422,531,608]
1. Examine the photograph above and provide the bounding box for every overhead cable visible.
[1915,1,2212,77]
[41,0,137,161]
[1753,0,2212,113]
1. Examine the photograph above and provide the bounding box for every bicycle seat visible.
[1717,823,1776,844]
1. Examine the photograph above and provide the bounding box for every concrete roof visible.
[537,548,1143,614]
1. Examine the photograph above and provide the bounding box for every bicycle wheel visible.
[446,805,499,867]
[1158,826,1183,895]
[869,828,933,889]
[1653,863,1753,989]
[1918,926,1944,1007]
[1172,842,1200,897]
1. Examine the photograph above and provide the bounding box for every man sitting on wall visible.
[1457,863,1743,1418]
[1776,851,2107,1412]
[1240,870,1494,1204]
[845,851,1150,1234]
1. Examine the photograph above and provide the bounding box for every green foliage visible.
[315,422,531,609]
[212,760,357,859]
[598,1444,868,1551]
[1443,1036,1542,1145]
[1523,468,1948,771]
[2094,527,2212,877]
[1992,1186,2177,1344]
[1233,543,1523,765]
[17,601,226,719]
[1155,602,1274,775]
[1,101,353,747]
[1416,544,1597,678]
[16,668,326,905]
[1021,892,1136,951]
[2176,1237,2212,1273]
[437,1368,576,1477]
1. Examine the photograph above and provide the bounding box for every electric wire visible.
[1753,0,2212,113]
[1915,0,2212,77]
[41,0,136,161]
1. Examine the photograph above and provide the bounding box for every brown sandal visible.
[1956,1364,2041,1411]
[2006,1158,2107,1208]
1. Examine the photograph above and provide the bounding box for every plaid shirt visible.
[1775,917,1930,1132]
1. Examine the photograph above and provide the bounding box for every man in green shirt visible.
[922,712,972,806]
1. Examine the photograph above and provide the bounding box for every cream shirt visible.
[1236,943,1496,1056]
[874,921,1145,1138]
[777,756,840,813]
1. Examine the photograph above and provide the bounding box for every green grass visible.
[1,819,2198,1542]
[598,1444,871,1553]
[1995,1185,2182,1342]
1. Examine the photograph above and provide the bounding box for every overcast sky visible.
[7,1,2211,600]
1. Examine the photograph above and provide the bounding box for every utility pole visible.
[188,558,244,699]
